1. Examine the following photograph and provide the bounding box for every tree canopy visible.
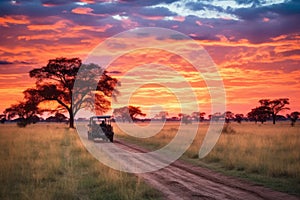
[247,106,271,124]
[113,106,146,122]
[287,111,300,127]
[155,111,169,121]
[234,114,244,123]
[5,57,119,128]
[258,98,290,124]
[191,112,206,122]
[4,89,41,127]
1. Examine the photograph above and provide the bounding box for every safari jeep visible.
[87,115,114,142]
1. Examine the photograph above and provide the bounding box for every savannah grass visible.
[116,121,300,196]
[0,123,161,200]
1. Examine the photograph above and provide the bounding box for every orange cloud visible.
[71,7,107,17]
[173,16,185,22]
[0,15,30,27]
[133,13,165,21]
[72,7,94,15]
[27,20,71,31]
[80,0,95,4]
[71,24,113,32]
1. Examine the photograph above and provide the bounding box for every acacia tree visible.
[235,114,244,123]
[209,112,222,122]
[247,106,271,124]
[4,90,41,127]
[113,106,146,122]
[46,113,68,122]
[259,98,290,124]
[7,57,119,128]
[178,113,192,124]
[224,111,234,123]
[191,112,206,122]
[155,111,168,121]
[287,111,300,127]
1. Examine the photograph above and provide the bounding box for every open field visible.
[0,123,161,200]
[1,121,299,199]
[115,121,300,196]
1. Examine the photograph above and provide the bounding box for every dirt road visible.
[111,140,299,200]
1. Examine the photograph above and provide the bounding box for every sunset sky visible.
[0,0,299,117]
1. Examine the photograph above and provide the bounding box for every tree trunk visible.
[272,113,276,124]
[68,108,75,128]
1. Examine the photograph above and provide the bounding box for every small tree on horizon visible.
[4,90,41,127]
[224,111,234,123]
[259,98,290,124]
[209,112,222,122]
[191,112,206,122]
[113,106,146,122]
[287,111,300,127]
[247,106,271,124]
[155,111,169,122]
[178,113,192,124]
[235,114,244,123]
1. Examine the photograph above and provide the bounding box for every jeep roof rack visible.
[91,115,112,119]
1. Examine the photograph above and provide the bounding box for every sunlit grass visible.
[202,123,300,176]
[115,121,300,195]
[0,123,161,200]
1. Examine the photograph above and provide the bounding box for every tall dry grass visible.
[201,123,300,177]
[0,123,161,200]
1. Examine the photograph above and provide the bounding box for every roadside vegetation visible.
[0,123,161,200]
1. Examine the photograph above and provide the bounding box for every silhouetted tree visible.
[199,112,206,122]
[191,112,206,122]
[0,114,5,124]
[30,115,41,124]
[247,106,271,124]
[259,98,290,124]
[113,106,146,122]
[113,107,129,122]
[178,113,192,124]
[235,114,244,123]
[224,111,234,123]
[208,114,212,121]
[4,91,41,127]
[155,111,168,122]
[55,113,68,122]
[178,113,183,120]
[27,58,118,128]
[128,106,146,121]
[210,112,222,122]
[287,111,300,127]
[46,113,68,122]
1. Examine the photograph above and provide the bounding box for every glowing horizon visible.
[0,0,299,117]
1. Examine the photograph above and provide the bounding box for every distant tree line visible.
[177,98,298,126]
[5,113,68,124]
[112,99,298,127]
